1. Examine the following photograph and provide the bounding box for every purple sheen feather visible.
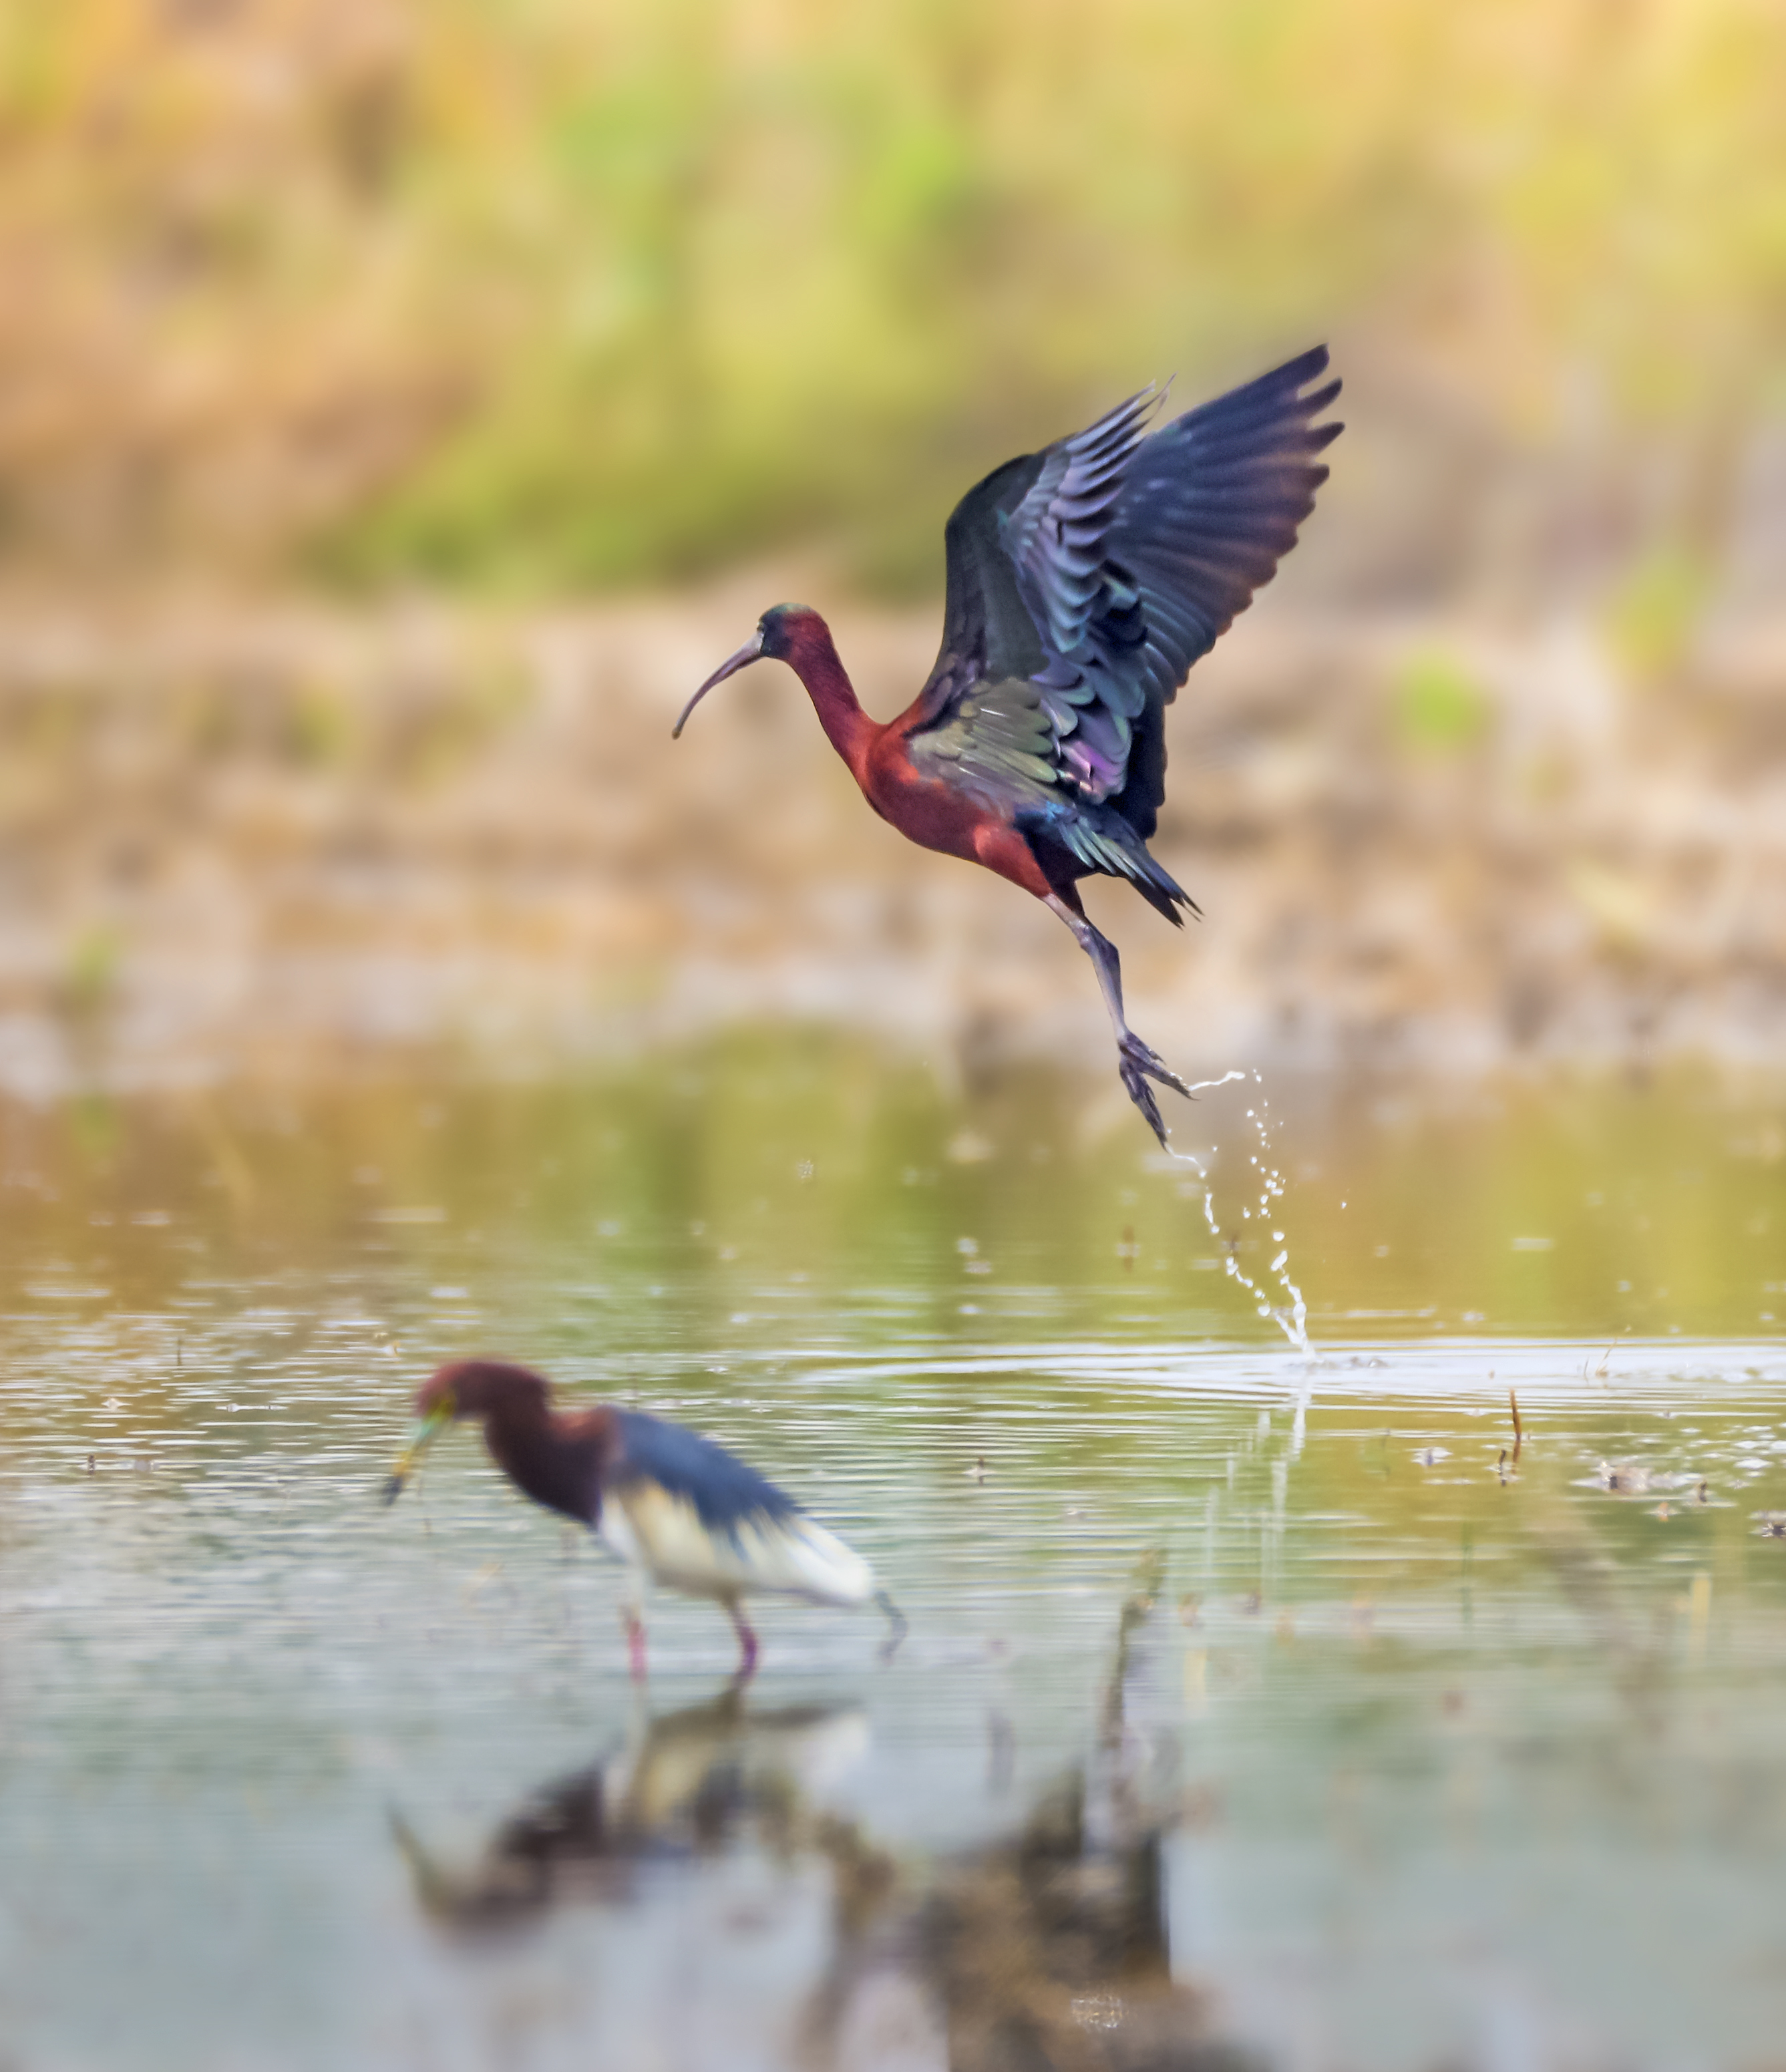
[1076,702,1130,769]
[1061,739,1123,798]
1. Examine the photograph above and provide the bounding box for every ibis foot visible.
[1117,1031,1194,1150]
[1047,894,1194,1150]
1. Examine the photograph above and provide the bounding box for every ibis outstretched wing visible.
[908,347,1341,843]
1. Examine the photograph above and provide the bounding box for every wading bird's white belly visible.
[601,1486,874,1608]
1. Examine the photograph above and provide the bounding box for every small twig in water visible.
[986,1708,1015,1792]
[1510,1388,1524,1463]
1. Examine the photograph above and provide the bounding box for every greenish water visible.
[1,1044,1784,2070]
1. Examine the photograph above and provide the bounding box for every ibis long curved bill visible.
[671,631,763,738]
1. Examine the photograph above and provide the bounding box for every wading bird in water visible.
[675,348,1341,1146]
[383,1360,904,1680]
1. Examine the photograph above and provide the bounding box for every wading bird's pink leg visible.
[727,1600,760,1681]
[624,1608,648,1682]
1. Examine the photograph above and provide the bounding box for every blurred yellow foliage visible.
[1602,545,1714,684]
[1566,857,1655,952]
[0,0,1781,587]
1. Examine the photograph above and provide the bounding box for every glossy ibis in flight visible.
[675,347,1341,1146]
[383,1359,904,1679]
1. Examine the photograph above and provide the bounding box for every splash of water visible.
[1160,1068,1311,1359]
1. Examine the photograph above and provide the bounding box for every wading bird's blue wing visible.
[607,1410,799,1537]
[604,1410,874,1606]
[908,347,1341,845]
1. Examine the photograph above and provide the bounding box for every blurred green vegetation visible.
[1392,647,1491,754]
[1,1039,1780,1343]
[0,0,1781,590]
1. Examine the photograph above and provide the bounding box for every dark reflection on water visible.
[0,1043,1783,2069]
[390,1685,877,1929]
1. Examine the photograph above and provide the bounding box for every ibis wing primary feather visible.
[1095,345,1341,837]
[1001,385,1164,665]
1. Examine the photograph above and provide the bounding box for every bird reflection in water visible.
[393,1554,1234,2070]
[390,1679,871,1929]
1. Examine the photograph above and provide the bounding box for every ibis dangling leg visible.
[1047,894,1194,1149]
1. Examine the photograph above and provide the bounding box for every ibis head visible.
[673,603,824,737]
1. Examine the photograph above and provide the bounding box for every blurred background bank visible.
[0,0,1781,1095]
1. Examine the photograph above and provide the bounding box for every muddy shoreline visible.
[0,585,1779,1097]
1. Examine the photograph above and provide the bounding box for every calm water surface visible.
[1,1043,1784,2071]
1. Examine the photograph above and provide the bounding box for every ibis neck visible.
[785,624,878,782]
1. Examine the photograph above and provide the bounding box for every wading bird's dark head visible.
[418,1359,550,1423]
[382,1360,551,1504]
[673,603,826,737]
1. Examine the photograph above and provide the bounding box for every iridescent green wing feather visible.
[909,674,1059,808]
